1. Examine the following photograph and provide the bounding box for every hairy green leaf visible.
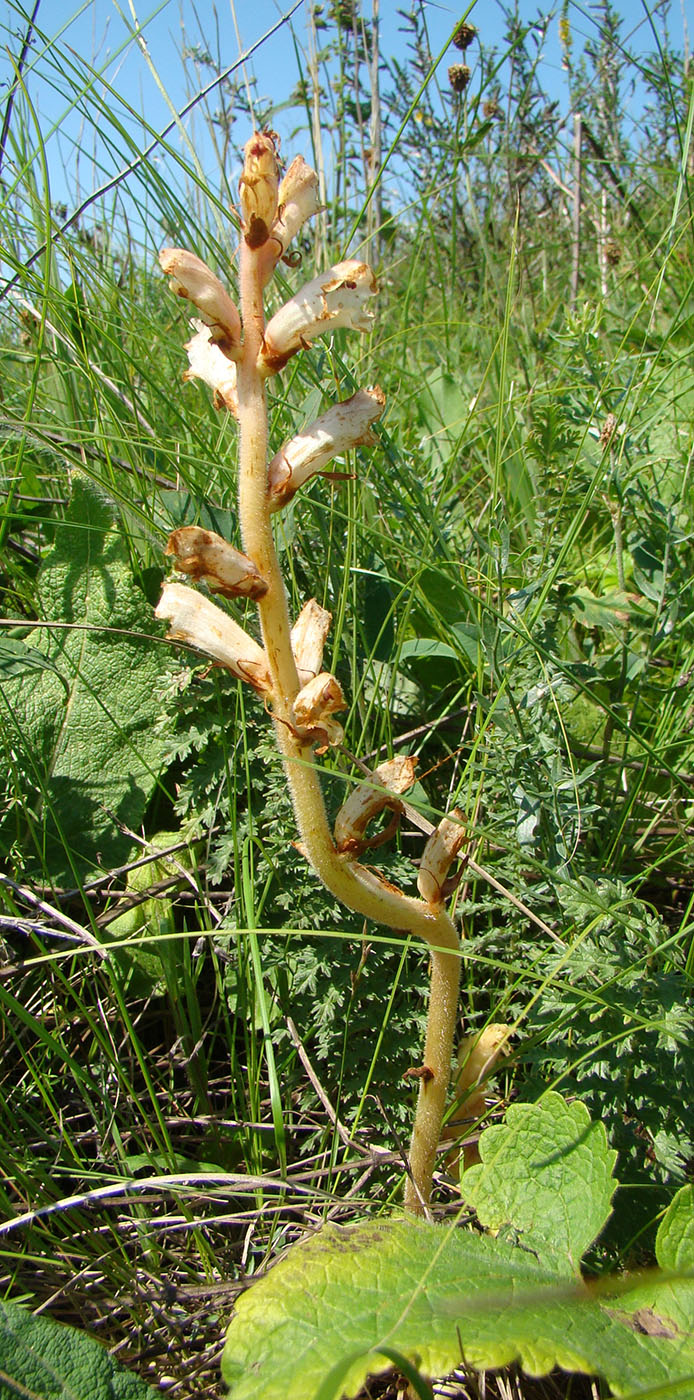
[0,1300,156,1399]
[0,475,170,883]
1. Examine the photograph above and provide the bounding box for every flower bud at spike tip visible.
[239,130,279,249]
[159,249,241,355]
[334,756,417,855]
[155,582,271,692]
[271,156,320,255]
[183,320,239,416]
[165,527,267,600]
[259,261,377,376]
[417,810,468,907]
[291,599,332,686]
[268,387,386,510]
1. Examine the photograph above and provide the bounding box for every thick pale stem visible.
[236,232,460,1215]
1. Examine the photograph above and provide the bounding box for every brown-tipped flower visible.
[155,582,271,692]
[183,320,239,416]
[448,64,471,93]
[334,756,416,855]
[159,249,241,355]
[271,155,320,255]
[268,387,386,511]
[239,130,280,249]
[165,527,267,600]
[417,810,468,907]
[259,260,377,375]
[292,672,346,748]
[452,21,477,50]
[291,599,332,685]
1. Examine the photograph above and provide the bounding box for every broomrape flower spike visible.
[156,128,464,1215]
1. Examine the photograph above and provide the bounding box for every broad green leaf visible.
[0,475,170,883]
[222,1215,694,1400]
[0,1300,156,1399]
[462,1092,617,1272]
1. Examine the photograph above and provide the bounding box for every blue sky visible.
[1,0,691,256]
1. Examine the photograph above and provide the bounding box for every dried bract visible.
[159,249,241,354]
[239,130,280,249]
[165,527,267,600]
[155,582,271,691]
[259,261,377,375]
[268,387,386,509]
[334,756,416,855]
[183,321,239,416]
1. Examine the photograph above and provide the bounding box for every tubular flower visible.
[271,155,320,255]
[444,1024,513,1176]
[159,249,241,355]
[259,260,377,375]
[183,320,239,415]
[291,599,332,686]
[165,527,267,600]
[292,672,346,748]
[268,387,386,510]
[239,130,280,249]
[334,756,417,855]
[417,811,468,908]
[155,582,271,692]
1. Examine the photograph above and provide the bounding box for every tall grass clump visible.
[0,1,693,1396]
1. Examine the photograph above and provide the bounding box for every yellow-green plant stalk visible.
[157,130,465,1213]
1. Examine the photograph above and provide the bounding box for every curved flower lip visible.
[291,599,332,685]
[271,155,320,255]
[259,260,377,375]
[268,387,386,511]
[417,810,467,907]
[165,527,267,600]
[183,320,239,416]
[334,756,417,855]
[159,248,241,356]
[292,671,345,749]
[155,581,271,692]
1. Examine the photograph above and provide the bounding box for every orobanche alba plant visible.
[156,130,468,1213]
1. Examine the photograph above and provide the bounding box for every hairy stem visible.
[236,225,461,1215]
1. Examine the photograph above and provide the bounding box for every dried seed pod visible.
[239,130,280,249]
[259,261,377,375]
[334,756,417,855]
[452,21,477,50]
[448,64,471,93]
[268,387,386,511]
[165,527,267,600]
[155,582,271,692]
[417,810,467,908]
[291,599,332,685]
[271,155,320,255]
[292,671,346,747]
[183,320,239,415]
[159,249,241,355]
